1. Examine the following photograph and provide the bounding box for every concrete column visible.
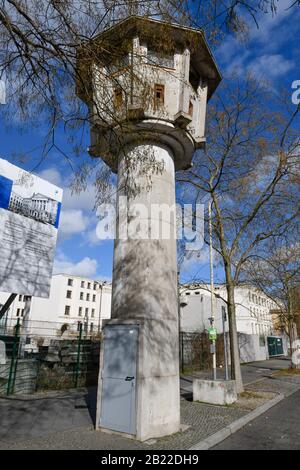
[110,143,180,440]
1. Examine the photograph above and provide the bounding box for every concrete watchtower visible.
[77,16,221,441]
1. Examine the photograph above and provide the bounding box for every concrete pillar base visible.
[193,379,237,405]
[96,318,180,442]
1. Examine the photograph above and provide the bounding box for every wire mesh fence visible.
[179,331,227,373]
[0,316,230,396]
[0,319,101,396]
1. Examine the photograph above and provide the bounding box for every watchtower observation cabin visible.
[77,16,221,172]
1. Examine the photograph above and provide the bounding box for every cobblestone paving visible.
[248,376,300,396]
[1,363,299,451]
[0,399,247,450]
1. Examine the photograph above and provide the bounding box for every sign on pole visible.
[0,158,63,298]
[208,326,217,341]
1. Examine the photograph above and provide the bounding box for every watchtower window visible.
[154,84,164,106]
[107,54,130,75]
[148,49,174,69]
[189,65,199,92]
[114,88,123,108]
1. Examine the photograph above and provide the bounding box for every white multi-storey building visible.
[179,284,279,362]
[9,191,59,225]
[0,274,112,338]
[180,284,275,336]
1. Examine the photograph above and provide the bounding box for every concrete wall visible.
[0,359,38,395]
[238,332,269,363]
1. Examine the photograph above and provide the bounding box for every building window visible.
[93,283,97,290]
[80,292,84,300]
[91,309,95,318]
[78,307,82,317]
[81,281,85,288]
[90,323,94,333]
[85,308,89,317]
[195,291,200,295]
[18,295,22,302]
[77,322,81,332]
[68,278,73,286]
[147,49,174,68]
[16,308,20,317]
[66,290,72,299]
[188,100,193,117]
[65,306,70,316]
[87,282,91,289]
[21,309,24,317]
[92,294,96,302]
[113,87,123,108]
[86,293,90,301]
[154,84,164,107]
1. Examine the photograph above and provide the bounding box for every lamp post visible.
[97,281,106,333]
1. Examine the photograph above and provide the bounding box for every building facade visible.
[9,191,59,225]
[180,284,275,336]
[179,284,280,362]
[0,274,112,338]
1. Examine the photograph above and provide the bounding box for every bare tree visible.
[0,1,298,170]
[176,75,300,391]
[243,232,300,366]
[0,1,299,389]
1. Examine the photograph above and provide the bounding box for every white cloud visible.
[39,166,96,212]
[249,54,294,79]
[62,186,96,212]
[59,209,90,236]
[0,79,6,105]
[181,247,210,273]
[85,226,104,246]
[53,254,98,278]
[38,167,62,187]
[215,1,299,82]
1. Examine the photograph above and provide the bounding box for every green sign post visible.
[208,327,217,341]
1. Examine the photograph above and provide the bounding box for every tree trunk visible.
[225,267,244,393]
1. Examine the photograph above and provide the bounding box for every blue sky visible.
[0,0,299,284]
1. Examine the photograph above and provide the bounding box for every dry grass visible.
[233,389,276,411]
[274,368,300,377]
[238,390,264,399]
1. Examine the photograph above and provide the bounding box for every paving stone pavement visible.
[247,375,300,397]
[0,398,248,450]
[0,359,298,450]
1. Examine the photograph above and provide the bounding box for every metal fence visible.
[179,331,227,373]
[0,318,230,396]
[0,320,101,396]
